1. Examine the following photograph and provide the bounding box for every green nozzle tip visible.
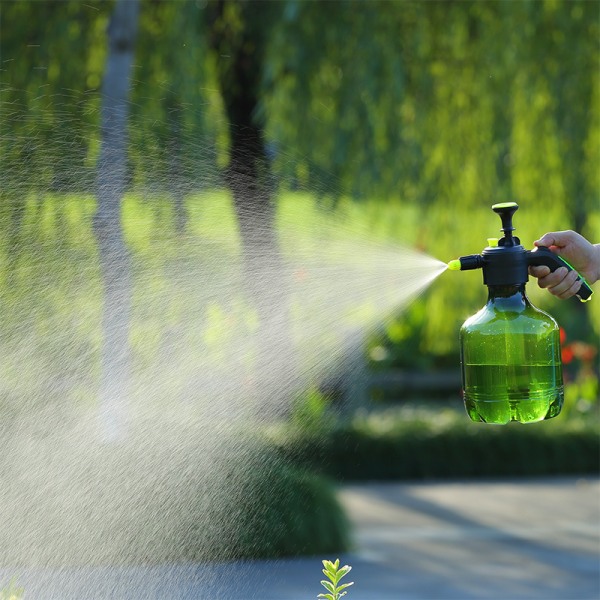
[448,259,461,271]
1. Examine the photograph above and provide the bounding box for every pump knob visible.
[492,202,519,246]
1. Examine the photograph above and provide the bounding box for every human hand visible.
[529,230,600,299]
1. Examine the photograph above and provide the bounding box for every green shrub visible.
[0,428,350,566]
[269,407,600,481]
[208,457,351,559]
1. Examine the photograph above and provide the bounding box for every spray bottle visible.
[448,202,593,424]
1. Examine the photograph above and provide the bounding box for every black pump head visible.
[481,202,527,285]
[447,202,527,286]
[448,202,594,302]
[492,202,520,247]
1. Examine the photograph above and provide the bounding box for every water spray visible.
[447,202,593,424]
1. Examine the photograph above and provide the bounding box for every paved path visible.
[2,477,598,599]
[336,476,600,600]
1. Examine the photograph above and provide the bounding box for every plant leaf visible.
[320,580,335,594]
[337,582,355,592]
[317,594,334,600]
[322,559,334,571]
[323,560,337,575]
[338,565,352,579]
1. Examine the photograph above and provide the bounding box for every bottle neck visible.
[486,283,530,310]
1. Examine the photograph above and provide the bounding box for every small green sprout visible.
[318,558,354,600]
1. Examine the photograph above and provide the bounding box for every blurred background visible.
[0,0,598,594]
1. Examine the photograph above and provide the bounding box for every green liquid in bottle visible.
[463,363,564,424]
[460,284,564,424]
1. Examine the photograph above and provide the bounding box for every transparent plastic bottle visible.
[460,283,563,424]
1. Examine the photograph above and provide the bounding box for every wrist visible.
[593,244,600,284]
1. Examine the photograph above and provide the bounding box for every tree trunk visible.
[210,1,294,418]
[226,116,294,417]
[94,0,139,442]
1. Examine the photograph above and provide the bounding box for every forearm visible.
[591,244,600,284]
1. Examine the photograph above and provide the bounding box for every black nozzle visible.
[492,202,520,247]
[449,254,484,272]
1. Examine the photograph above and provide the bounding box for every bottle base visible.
[464,390,564,424]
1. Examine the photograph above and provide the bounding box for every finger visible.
[536,267,569,289]
[547,268,580,296]
[529,265,551,278]
[556,277,583,300]
[534,231,573,249]
[534,235,556,248]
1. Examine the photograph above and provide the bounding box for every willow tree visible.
[2,0,597,393]
[0,1,105,194]
[128,0,212,233]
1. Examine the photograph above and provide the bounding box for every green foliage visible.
[130,0,216,189]
[266,1,599,210]
[2,1,597,206]
[270,407,600,481]
[290,388,336,432]
[0,431,350,565]
[0,0,111,192]
[318,558,354,600]
[210,453,351,560]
